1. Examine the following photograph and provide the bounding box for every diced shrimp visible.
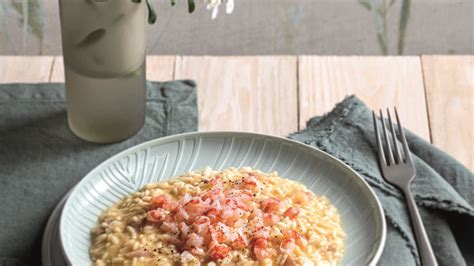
[186,233,204,249]
[254,227,270,239]
[293,231,308,247]
[231,233,248,249]
[179,222,190,237]
[202,188,223,202]
[292,191,314,205]
[221,207,241,225]
[206,208,220,223]
[178,193,193,205]
[185,199,212,218]
[209,176,223,188]
[175,207,190,222]
[249,208,263,219]
[146,208,166,223]
[263,213,280,226]
[192,216,210,235]
[150,195,177,211]
[253,238,272,261]
[190,247,205,256]
[283,207,300,219]
[242,176,260,191]
[211,222,231,243]
[280,238,296,254]
[261,198,281,213]
[160,221,178,234]
[208,243,231,260]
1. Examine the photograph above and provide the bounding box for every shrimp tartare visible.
[90,167,345,265]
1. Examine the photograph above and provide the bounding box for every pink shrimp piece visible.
[280,238,296,254]
[253,238,272,261]
[263,213,280,226]
[261,197,281,213]
[231,233,248,249]
[190,247,205,256]
[292,191,314,205]
[191,216,210,235]
[208,242,231,260]
[241,176,261,192]
[221,207,242,225]
[202,188,223,202]
[293,231,308,247]
[209,176,223,188]
[160,221,178,234]
[175,207,190,222]
[283,207,300,219]
[211,222,231,243]
[146,208,166,223]
[178,193,193,205]
[186,233,204,249]
[249,208,263,219]
[150,195,177,211]
[254,227,270,239]
[206,208,220,223]
[179,222,190,237]
[185,198,212,218]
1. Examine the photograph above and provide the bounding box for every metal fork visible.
[373,108,438,266]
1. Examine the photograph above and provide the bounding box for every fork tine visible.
[387,108,403,164]
[394,107,411,162]
[380,109,395,166]
[373,111,386,165]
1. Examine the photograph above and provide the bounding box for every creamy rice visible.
[90,167,345,265]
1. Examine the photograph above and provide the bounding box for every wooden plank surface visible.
[49,56,176,82]
[1,55,472,167]
[174,56,298,136]
[0,56,54,83]
[298,56,431,140]
[422,56,474,169]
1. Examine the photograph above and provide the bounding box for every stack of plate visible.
[42,132,386,265]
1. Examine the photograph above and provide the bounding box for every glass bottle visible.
[58,0,146,143]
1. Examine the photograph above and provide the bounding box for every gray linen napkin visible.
[0,81,198,266]
[289,96,474,266]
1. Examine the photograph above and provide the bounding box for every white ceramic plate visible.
[60,132,386,265]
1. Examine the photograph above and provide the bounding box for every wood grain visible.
[49,56,64,82]
[298,56,431,140]
[146,56,176,81]
[175,56,298,136]
[0,56,54,83]
[422,56,474,169]
[49,56,176,82]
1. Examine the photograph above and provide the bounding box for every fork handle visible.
[403,187,438,266]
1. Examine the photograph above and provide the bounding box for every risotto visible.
[90,167,345,266]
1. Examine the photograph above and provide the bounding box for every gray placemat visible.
[290,96,474,266]
[0,81,198,265]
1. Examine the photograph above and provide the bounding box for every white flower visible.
[203,0,234,19]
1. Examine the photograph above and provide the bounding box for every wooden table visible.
[1,56,472,169]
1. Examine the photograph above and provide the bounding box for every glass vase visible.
[58,0,146,143]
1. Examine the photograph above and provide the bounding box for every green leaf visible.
[146,0,156,24]
[187,0,195,13]
[358,0,371,10]
[398,0,410,54]
[10,0,44,40]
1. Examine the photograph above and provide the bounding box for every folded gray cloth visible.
[289,96,474,266]
[0,81,198,265]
